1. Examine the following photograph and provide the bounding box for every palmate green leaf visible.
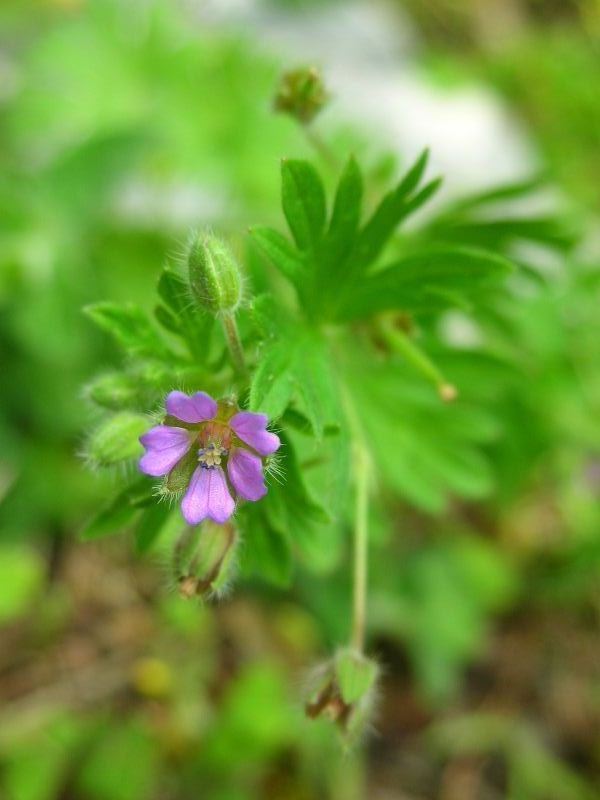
[307,156,365,311]
[323,155,363,266]
[337,246,513,321]
[84,301,172,360]
[295,334,340,439]
[430,216,576,251]
[441,175,546,213]
[351,149,441,270]
[249,225,304,286]
[346,355,498,512]
[281,159,327,250]
[261,154,447,320]
[250,336,295,420]
[425,177,577,252]
[250,326,340,437]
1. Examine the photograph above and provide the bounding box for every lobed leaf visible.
[337,247,513,320]
[250,337,296,419]
[249,225,304,285]
[84,302,171,360]
[352,149,438,270]
[250,327,340,438]
[281,159,326,250]
[324,155,363,262]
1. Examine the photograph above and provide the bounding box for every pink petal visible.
[229,411,280,456]
[166,391,217,424]
[181,466,235,525]
[227,448,267,502]
[139,426,192,476]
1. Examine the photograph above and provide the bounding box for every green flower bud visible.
[174,521,239,599]
[187,232,243,316]
[86,373,139,410]
[86,412,148,467]
[305,648,379,744]
[274,66,328,125]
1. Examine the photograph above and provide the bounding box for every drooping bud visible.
[305,648,379,744]
[173,521,239,600]
[187,232,243,316]
[273,66,328,125]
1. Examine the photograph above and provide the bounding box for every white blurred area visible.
[195,0,538,196]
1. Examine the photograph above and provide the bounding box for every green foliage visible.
[84,302,172,361]
[281,159,327,251]
[250,324,339,437]
[1,1,599,796]
[252,151,512,325]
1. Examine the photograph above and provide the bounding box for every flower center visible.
[198,442,228,469]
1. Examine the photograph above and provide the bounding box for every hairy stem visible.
[221,311,248,380]
[351,441,369,652]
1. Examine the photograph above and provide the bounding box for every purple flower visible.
[139,391,280,525]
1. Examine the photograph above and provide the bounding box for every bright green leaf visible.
[338,247,513,320]
[281,159,326,250]
[84,302,171,359]
[250,225,304,285]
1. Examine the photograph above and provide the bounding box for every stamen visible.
[198,442,228,469]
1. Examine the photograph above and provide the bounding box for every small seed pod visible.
[305,648,379,744]
[187,232,243,316]
[173,521,239,600]
[274,66,329,125]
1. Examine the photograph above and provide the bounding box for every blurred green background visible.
[0,1,599,798]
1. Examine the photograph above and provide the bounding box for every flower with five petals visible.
[139,391,280,524]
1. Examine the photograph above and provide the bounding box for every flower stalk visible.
[351,441,369,652]
[339,377,372,655]
[221,311,248,380]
